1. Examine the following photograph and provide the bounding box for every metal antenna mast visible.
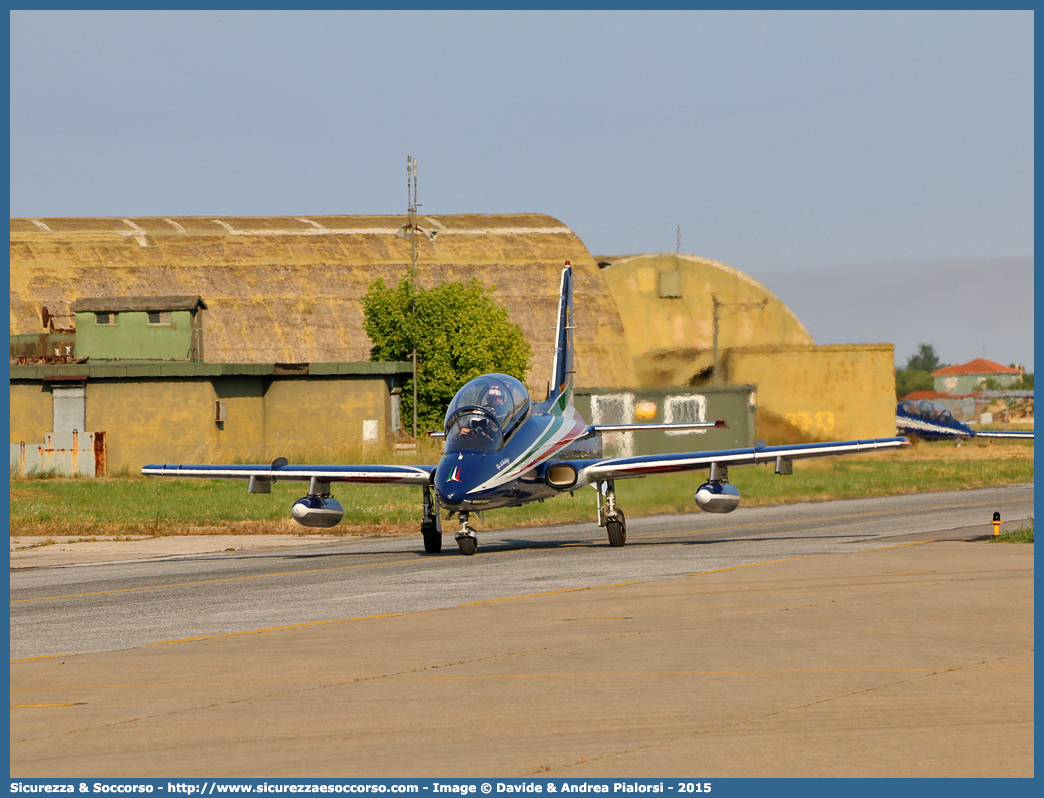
[407,155,419,438]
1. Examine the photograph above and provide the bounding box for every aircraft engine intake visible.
[544,463,578,490]
[291,496,345,528]
[694,481,741,514]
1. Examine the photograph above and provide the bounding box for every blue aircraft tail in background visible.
[547,262,575,411]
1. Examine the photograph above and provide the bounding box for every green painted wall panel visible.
[74,309,197,361]
[574,386,755,456]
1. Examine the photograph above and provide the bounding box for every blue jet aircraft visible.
[896,398,1035,442]
[144,263,911,555]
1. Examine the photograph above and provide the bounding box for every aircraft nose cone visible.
[435,462,467,507]
[439,483,465,507]
[435,454,488,508]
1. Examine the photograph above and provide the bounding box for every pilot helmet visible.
[484,385,507,408]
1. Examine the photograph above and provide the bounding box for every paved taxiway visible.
[11,485,1034,777]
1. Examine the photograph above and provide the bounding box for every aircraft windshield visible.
[444,410,504,453]
[445,375,529,429]
[443,374,531,452]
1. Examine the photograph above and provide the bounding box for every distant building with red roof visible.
[933,358,1025,394]
[900,390,968,402]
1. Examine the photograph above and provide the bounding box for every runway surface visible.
[11,484,1033,660]
[11,485,1034,777]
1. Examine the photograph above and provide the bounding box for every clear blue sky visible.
[10,10,1034,370]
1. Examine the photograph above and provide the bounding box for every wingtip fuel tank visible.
[291,495,345,528]
[694,481,741,513]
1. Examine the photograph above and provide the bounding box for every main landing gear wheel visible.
[421,485,442,554]
[606,509,626,547]
[597,479,627,548]
[457,535,477,556]
[421,520,442,554]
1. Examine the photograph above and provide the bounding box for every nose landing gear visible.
[596,479,627,547]
[455,511,478,556]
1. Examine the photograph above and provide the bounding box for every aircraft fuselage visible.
[434,400,591,511]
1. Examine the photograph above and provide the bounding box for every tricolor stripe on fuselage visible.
[466,408,589,494]
[895,415,971,438]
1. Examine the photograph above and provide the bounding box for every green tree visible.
[895,368,933,399]
[905,343,944,374]
[895,343,947,399]
[981,376,1003,391]
[362,277,532,433]
[1010,372,1034,390]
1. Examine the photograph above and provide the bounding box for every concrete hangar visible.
[9,214,895,476]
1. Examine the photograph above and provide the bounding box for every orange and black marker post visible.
[992,512,1002,536]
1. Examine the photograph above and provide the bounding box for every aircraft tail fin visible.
[547,262,575,410]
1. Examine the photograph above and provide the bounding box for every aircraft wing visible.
[589,420,727,433]
[141,462,435,487]
[973,430,1034,439]
[570,437,910,483]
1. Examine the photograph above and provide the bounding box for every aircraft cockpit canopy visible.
[443,374,531,452]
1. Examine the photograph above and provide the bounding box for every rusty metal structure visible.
[10,431,106,477]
